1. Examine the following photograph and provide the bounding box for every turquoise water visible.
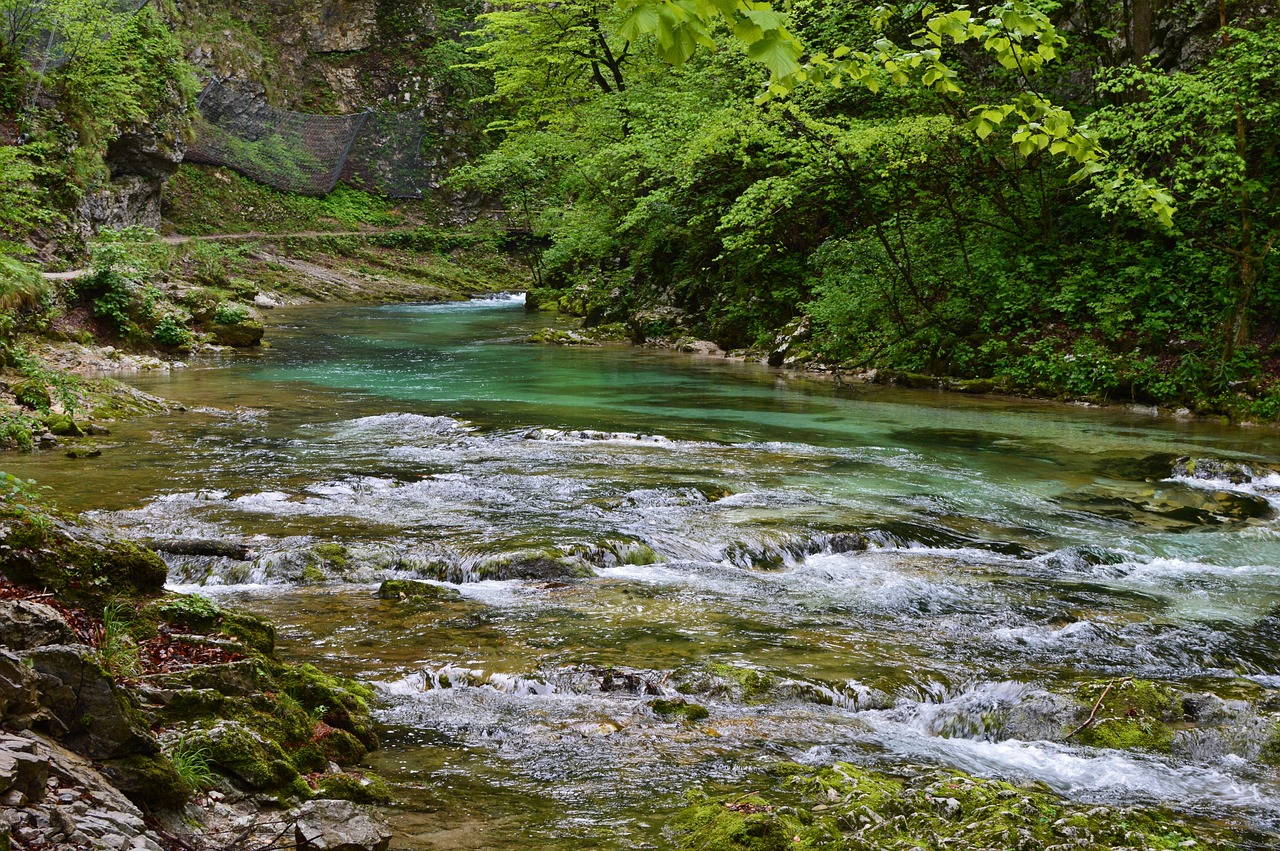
[7,296,1280,848]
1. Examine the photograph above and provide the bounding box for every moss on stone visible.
[101,753,192,810]
[187,721,300,792]
[315,772,392,805]
[0,507,167,608]
[650,698,710,723]
[674,762,1232,850]
[1074,679,1177,753]
[707,663,775,703]
[376,578,461,603]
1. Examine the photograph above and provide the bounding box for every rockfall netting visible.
[185,79,430,198]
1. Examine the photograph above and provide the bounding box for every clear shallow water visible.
[7,296,1280,847]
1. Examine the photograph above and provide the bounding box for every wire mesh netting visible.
[186,79,430,198]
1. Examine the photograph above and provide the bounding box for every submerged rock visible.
[376,578,461,603]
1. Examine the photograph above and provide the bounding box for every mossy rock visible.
[42,413,83,437]
[277,664,378,750]
[314,772,392,805]
[376,579,461,603]
[473,551,595,581]
[0,508,167,607]
[187,720,300,792]
[217,609,276,655]
[210,318,265,347]
[11,379,50,411]
[1073,679,1178,753]
[101,753,191,810]
[650,698,710,723]
[706,663,776,704]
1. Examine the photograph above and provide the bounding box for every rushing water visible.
[8,295,1280,848]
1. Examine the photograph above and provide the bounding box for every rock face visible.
[0,651,43,730]
[768,315,812,367]
[293,799,392,851]
[76,119,187,235]
[20,645,158,760]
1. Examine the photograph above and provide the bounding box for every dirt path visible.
[39,226,421,280]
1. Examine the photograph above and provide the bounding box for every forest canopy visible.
[455,0,1280,417]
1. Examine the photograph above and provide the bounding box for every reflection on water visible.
[6,297,1280,848]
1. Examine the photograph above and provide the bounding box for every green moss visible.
[188,721,300,791]
[101,753,192,810]
[1074,679,1177,753]
[311,543,348,566]
[376,578,462,603]
[707,663,776,703]
[277,664,378,750]
[0,506,167,607]
[315,772,392,805]
[217,609,276,655]
[673,762,1231,850]
[650,698,710,722]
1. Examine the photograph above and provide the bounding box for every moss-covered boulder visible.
[42,413,83,437]
[314,772,392,805]
[100,753,191,810]
[650,698,709,723]
[210,317,265,347]
[376,578,461,603]
[185,720,301,792]
[1072,678,1178,752]
[0,509,167,606]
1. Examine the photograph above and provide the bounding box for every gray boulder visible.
[293,799,391,851]
[19,645,157,759]
[0,601,75,651]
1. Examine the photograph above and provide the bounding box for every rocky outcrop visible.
[0,509,168,606]
[21,644,158,760]
[0,731,168,850]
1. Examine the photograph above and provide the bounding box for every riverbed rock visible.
[1171,456,1261,484]
[0,600,75,651]
[292,799,391,851]
[376,578,461,603]
[19,644,158,760]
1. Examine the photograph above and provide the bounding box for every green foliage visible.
[212,303,248,325]
[166,736,216,792]
[461,0,1278,414]
[150,314,190,347]
[97,600,143,679]
[83,227,167,335]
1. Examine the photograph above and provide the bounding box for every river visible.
[6,295,1280,848]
